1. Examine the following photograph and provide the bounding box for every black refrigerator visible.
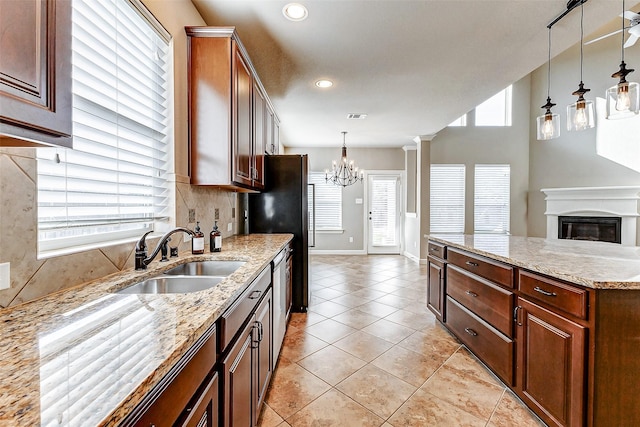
[248,155,309,312]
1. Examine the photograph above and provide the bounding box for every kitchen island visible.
[427,234,640,427]
[0,233,292,426]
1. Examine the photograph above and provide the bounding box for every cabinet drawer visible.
[218,266,271,351]
[447,247,513,288]
[518,270,588,320]
[446,297,514,386]
[447,265,514,337]
[428,241,446,260]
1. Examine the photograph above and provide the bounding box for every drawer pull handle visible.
[534,286,557,297]
[464,327,478,337]
[248,290,262,299]
[465,290,478,297]
[465,261,479,267]
[430,247,439,252]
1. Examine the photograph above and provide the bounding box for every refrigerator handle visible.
[309,183,316,247]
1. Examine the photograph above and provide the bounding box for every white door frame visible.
[363,170,405,255]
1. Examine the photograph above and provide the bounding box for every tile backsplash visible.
[0,148,239,308]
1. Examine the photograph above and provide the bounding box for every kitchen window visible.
[474,164,510,233]
[430,165,465,233]
[308,172,342,231]
[36,0,173,256]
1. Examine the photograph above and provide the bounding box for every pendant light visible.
[567,0,595,131]
[537,27,560,140]
[325,131,364,187]
[606,0,639,119]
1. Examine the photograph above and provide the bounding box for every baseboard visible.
[309,249,368,255]
[403,251,420,263]
[419,258,428,265]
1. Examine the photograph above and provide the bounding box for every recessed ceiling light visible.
[283,3,308,21]
[315,79,333,88]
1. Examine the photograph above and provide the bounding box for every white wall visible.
[429,76,531,237]
[285,146,404,252]
[528,29,640,238]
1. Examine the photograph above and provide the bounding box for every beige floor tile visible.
[287,311,327,330]
[357,300,399,317]
[390,286,427,300]
[265,363,331,419]
[402,300,433,315]
[329,282,366,293]
[444,347,504,388]
[286,389,385,427]
[375,293,414,309]
[279,329,329,362]
[361,318,415,344]
[371,345,443,387]
[330,293,367,308]
[349,288,390,301]
[388,388,486,427]
[333,330,395,362]
[368,282,404,293]
[336,364,417,419]
[420,364,504,420]
[305,318,357,343]
[488,390,547,427]
[307,300,350,317]
[311,287,346,300]
[384,308,437,330]
[298,345,367,385]
[332,308,383,329]
[398,329,461,359]
[258,403,284,427]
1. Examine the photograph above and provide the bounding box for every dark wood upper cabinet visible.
[0,0,72,148]
[186,27,278,191]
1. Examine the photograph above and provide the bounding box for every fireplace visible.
[558,216,622,244]
[541,186,640,246]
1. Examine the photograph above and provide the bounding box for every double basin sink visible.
[116,260,246,294]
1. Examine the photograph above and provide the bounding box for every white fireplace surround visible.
[541,186,640,246]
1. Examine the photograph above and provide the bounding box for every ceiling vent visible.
[347,113,367,119]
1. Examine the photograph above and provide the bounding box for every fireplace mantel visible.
[541,186,640,246]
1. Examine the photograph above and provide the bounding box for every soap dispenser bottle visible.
[210,221,222,252]
[192,221,205,254]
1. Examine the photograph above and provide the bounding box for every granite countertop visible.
[428,234,640,290]
[0,233,292,427]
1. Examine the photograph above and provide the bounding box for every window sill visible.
[313,229,344,234]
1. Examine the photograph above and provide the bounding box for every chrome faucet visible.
[135,227,196,270]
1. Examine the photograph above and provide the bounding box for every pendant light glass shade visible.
[567,1,595,131]
[537,28,560,141]
[606,0,640,119]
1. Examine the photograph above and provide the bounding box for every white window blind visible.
[371,176,398,246]
[475,85,512,126]
[474,164,510,234]
[308,172,342,230]
[430,165,465,233]
[37,0,172,255]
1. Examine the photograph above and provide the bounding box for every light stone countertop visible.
[0,233,292,427]
[428,234,640,290]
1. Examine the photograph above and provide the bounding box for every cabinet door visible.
[254,289,272,413]
[0,0,72,147]
[273,118,280,154]
[427,257,445,322]
[222,319,254,427]
[232,47,253,187]
[515,297,586,427]
[252,82,265,189]
[178,373,219,427]
[265,103,275,155]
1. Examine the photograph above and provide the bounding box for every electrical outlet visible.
[188,208,196,223]
[349,237,353,243]
[227,222,233,232]
[0,263,10,290]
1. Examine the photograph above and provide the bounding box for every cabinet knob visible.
[248,290,262,299]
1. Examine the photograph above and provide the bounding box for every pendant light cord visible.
[580,0,584,82]
[547,28,552,99]
[621,0,626,62]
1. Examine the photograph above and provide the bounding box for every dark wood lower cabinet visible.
[515,297,586,427]
[427,256,445,322]
[177,373,219,427]
[221,288,272,427]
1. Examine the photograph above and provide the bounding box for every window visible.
[308,172,342,230]
[474,164,510,233]
[448,114,467,127]
[430,165,465,233]
[37,0,172,255]
[475,85,512,126]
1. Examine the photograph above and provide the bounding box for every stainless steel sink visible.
[163,260,246,277]
[116,276,224,294]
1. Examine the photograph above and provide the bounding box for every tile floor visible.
[259,255,546,427]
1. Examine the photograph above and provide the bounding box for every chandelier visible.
[325,131,363,187]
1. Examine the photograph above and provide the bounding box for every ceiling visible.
[191,0,639,148]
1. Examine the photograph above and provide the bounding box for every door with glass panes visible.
[367,174,401,254]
